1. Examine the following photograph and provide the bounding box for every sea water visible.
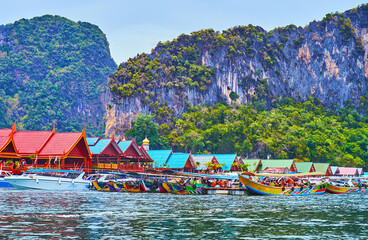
[0,190,367,239]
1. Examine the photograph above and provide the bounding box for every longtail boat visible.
[139,180,167,193]
[238,173,327,196]
[92,181,110,191]
[326,182,368,194]
[162,182,204,195]
[123,182,141,193]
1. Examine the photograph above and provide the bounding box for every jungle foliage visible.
[0,15,116,135]
[130,97,368,168]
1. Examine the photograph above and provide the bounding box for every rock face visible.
[0,15,116,135]
[106,5,368,137]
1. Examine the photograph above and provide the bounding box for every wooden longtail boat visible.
[139,180,167,193]
[108,182,125,192]
[92,181,110,192]
[238,174,327,196]
[123,182,141,193]
[162,182,204,195]
[326,183,368,194]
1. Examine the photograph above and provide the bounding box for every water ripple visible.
[0,190,367,239]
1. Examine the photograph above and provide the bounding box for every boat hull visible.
[0,179,13,188]
[123,182,141,193]
[5,177,90,191]
[163,182,204,195]
[326,183,368,194]
[238,174,326,196]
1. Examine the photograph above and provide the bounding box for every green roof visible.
[313,163,331,175]
[295,162,314,173]
[258,159,294,172]
[242,159,261,173]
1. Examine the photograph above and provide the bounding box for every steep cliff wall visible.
[106,4,368,137]
[0,15,116,135]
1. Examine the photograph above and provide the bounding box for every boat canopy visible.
[173,171,239,179]
[241,172,324,177]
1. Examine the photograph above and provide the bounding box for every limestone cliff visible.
[106,4,368,137]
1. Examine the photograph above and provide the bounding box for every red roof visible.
[0,136,10,150]
[13,131,53,154]
[38,132,82,156]
[0,129,12,137]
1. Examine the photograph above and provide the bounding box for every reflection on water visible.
[0,189,367,239]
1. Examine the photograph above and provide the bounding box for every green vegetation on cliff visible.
[130,97,368,168]
[0,15,116,135]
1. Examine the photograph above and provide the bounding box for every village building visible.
[139,146,153,166]
[117,139,152,171]
[147,149,172,168]
[0,127,20,172]
[87,138,123,171]
[237,156,244,165]
[241,159,262,173]
[257,159,297,174]
[36,130,92,171]
[313,163,333,176]
[334,167,360,177]
[215,154,241,171]
[0,122,91,172]
[191,154,221,173]
[330,166,338,175]
[165,153,195,172]
[295,162,316,173]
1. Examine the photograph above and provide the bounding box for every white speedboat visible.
[4,169,90,191]
[0,170,13,188]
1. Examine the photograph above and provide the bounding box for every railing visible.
[119,164,145,171]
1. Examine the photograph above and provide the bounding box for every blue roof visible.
[147,150,172,167]
[215,154,237,171]
[87,137,99,146]
[118,141,132,152]
[166,153,191,169]
[192,154,215,170]
[88,139,113,154]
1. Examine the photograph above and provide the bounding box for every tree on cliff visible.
[126,114,169,150]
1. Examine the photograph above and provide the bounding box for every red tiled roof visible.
[0,129,12,137]
[38,132,82,156]
[0,136,10,150]
[13,131,53,154]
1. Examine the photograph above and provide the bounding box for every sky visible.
[0,0,367,64]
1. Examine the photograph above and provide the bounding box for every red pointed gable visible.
[101,141,121,155]
[38,132,83,157]
[124,140,143,157]
[68,137,91,159]
[1,139,17,154]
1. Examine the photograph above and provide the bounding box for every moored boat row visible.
[1,169,368,196]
